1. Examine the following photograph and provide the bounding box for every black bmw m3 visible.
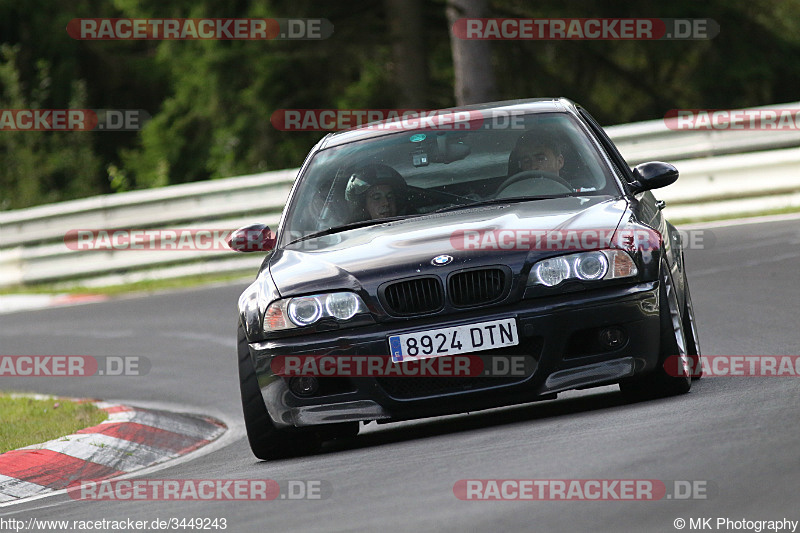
[230,98,701,460]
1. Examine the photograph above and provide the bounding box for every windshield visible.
[281,112,619,247]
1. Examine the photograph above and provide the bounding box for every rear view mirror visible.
[436,134,471,163]
[227,224,275,253]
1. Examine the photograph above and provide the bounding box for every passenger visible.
[344,163,408,221]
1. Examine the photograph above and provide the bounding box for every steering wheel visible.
[494,170,573,198]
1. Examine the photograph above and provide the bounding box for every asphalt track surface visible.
[1,216,799,532]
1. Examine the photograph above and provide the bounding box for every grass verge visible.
[0,271,252,297]
[0,393,108,454]
[671,204,800,225]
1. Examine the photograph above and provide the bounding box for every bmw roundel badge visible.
[431,255,453,266]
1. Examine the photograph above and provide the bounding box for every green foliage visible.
[1,0,800,209]
[0,45,102,209]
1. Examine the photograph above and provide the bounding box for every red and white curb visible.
[0,294,109,315]
[0,400,226,504]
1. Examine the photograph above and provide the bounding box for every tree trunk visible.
[384,0,429,108]
[446,0,496,105]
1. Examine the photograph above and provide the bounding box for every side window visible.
[578,109,634,185]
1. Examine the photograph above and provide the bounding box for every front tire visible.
[682,272,702,379]
[238,324,320,460]
[620,261,692,399]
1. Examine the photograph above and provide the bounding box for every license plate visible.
[389,318,518,363]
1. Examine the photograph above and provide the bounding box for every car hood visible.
[269,196,629,297]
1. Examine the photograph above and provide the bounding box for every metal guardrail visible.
[605,101,800,163]
[0,170,296,286]
[2,104,800,288]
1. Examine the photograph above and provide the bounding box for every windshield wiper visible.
[286,214,418,246]
[433,193,574,213]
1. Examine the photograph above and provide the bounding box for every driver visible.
[508,131,565,177]
[344,163,408,221]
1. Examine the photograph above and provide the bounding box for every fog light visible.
[599,327,626,349]
[289,376,319,397]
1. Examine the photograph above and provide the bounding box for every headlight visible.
[533,256,570,287]
[266,292,369,331]
[574,251,608,280]
[325,292,361,320]
[527,250,637,287]
[288,297,322,326]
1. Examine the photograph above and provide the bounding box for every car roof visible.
[317,98,580,150]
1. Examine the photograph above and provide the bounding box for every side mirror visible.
[226,224,275,253]
[628,162,679,193]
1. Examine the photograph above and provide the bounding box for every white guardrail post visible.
[2,103,800,288]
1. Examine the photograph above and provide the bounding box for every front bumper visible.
[249,281,660,428]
